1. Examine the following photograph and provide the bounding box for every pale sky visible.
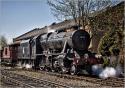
[0,0,58,44]
[0,0,122,44]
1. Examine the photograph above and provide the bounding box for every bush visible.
[98,25,123,57]
[98,29,115,56]
[109,44,120,56]
[102,57,110,67]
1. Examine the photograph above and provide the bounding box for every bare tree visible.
[47,0,112,29]
[0,35,7,49]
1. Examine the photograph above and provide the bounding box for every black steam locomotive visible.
[16,26,103,75]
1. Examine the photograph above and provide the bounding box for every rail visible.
[1,69,72,88]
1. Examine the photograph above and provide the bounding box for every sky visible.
[0,0,122,44]
[0,0,58,44]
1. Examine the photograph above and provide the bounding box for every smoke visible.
[92,64,123,79]
[47,26,55,33]
[92,64,103,76]
[115,65,123,76]
[25,64,32,69]
[47,29,55,33]
[99,67,116,79]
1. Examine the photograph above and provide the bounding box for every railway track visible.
[1,75,36,88]
[1,69,72,88]
[2,67,124,87]
[39,70,124,87]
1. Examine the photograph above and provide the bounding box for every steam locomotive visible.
[1,26,103,75]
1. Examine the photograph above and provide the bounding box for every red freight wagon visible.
[2,43,19,66]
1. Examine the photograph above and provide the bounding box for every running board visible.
[35,53,66,56]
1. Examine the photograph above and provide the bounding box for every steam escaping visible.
[99,67,116,79]
[25,64,32,69]
[48,29,55,33]
[115,65,123,76]
[47,26,55,33]
[92,64,103,76]
[92,64,123,79]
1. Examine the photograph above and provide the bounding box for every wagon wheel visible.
[43,65,51,72]
[70,64,77,75]
[39,66,44,71]
[61,66,67,74]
